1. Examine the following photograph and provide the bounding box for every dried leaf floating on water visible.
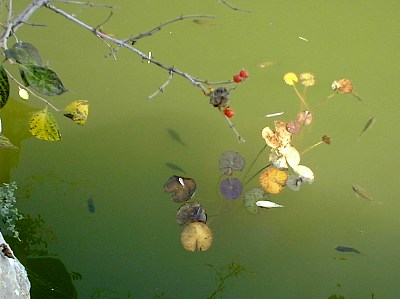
[163,175,196,203]
[293,165,314,184]
[220,178,243,200]
[259,167,288,194]
[219,151,245,176]
[181,222,213,252]
[279,145,300,168]
[176,202,207,226]
[332,79,353,94]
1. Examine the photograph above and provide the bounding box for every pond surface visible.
[2,1,400,298]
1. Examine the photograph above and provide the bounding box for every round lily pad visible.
[181,222,213,252]
[219,151,245,176]
[219,177,243,200]
[163,175,196,203]
[176,202,207,226]
[243,188,265,215]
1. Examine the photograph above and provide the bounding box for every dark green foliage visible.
[19,64,67,96]
[4,42,42,66]
[0,65,9,108]
[4,42,66,96]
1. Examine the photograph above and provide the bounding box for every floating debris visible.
[259,167,288,194]
[243,188,265,215]
[255,200,283,208]
[265,112,285,118]
[165,162,186,174]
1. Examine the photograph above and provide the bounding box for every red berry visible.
[239,69,249,79]
[233,74,243,83]
[224,108,234,118]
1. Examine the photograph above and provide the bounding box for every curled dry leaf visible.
[181,222,213,252]
[332,79,353,94]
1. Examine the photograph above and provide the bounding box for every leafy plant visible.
[0,181,23,239]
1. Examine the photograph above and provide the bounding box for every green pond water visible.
[1,1,400,298]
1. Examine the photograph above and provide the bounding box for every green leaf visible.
[0,65,9,108]
[29,107,61,141]
[20,64,67,96]
[0,134,18,149]
[4,42,42,65]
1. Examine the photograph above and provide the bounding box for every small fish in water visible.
[335,246,360,253]
[165,162,186,174]
[167,128,185,145]
[359,116,375,136]
[192,19,216,26]
[352,184,374,201]
[87,197,95,213]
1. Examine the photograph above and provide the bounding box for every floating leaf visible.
[64,100,89,125]
[293,165,314,184]
[181,222,213,252]
[163,175,196,203]
[322,135,331,145]
[286,174,302,191]
[28,107,61,141]
[299,73,315,87]
[332,79,353,93]
[0,65,9,109]
[219,177,243,200]
[219,151,245,175]
[0,134,18,149]
[255,200,283,208]
[279,145,300,168]
[283,72,298,86]
[176,202,207,226]
[4,42,42,66]
[19,64,67,96]
[259,167,288,194]
[243,188,265,215]
[18,87,29,100]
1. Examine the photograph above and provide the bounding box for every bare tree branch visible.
[219,0,252,13]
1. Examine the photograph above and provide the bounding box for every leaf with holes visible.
[29,107,61,141]
[20,64,67,96]
[4,42,42,65]
[0,65,9,108]
[64,100,89,125]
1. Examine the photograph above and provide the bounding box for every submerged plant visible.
[0,182,23,239]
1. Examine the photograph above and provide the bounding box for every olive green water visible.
[2,1,400,298]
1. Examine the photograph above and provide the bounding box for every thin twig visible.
[122,14,215,44]
[49,0,114,9]
[219,0,252,13]
[224,114,245,143]
[147,71,174,99]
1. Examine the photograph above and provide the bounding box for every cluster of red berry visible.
[233,69,249,83]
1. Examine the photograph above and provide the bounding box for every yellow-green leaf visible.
[29,107,61,141]
[63,100,89,125]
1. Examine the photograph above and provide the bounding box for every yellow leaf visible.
[299,72,315,87]
[64,100,89,125]
[283,72,298,86]
[29,107,61,141]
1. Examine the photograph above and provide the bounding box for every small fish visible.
[352,184,374,201]
[265,112,285,118]
[359,117,375,136]
[87,197,95,213]
[192,19,215,26]
[335,246,360,253]
[167,128,185,145]
[165,162,186,174]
